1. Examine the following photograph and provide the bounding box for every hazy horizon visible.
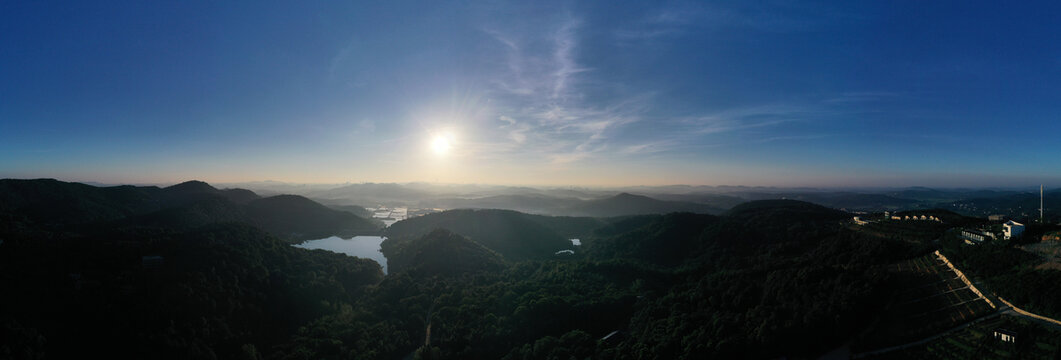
[5,2,1061,187]
[5,176,1059,193]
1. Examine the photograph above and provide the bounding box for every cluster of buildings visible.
[851,211,946,226]
[961,220,1024,245]
[884,211,942,222]
[961,229,996,244]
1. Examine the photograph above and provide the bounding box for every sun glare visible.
[431,133,453,156]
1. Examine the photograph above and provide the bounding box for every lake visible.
[294,235,389,274]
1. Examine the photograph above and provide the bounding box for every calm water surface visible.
[294,236,389,274]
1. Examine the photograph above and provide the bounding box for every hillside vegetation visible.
[384,209,576,261]
[0,179,380,241]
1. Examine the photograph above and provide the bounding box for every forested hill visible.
[383,229,505,275]
[383,209,576,261]
[586,200,853,267]
[0,179,379,241]
[0,222,384,359]
[245,195,380,240]
[723,199,849,220]
[0,178,167,225]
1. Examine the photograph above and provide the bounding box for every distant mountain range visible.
[426,192,726,217]
[0,179,380,241]
[5,179,1055,245]
[223,181,1056,220]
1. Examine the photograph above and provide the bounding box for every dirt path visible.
[998,297,1061,330]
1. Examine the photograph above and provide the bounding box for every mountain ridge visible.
[0,178,379,241]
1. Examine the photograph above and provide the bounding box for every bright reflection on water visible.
[294,236,389,274]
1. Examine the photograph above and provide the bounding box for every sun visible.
[431,133,453,156]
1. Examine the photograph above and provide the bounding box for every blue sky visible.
[3,1,1061,187]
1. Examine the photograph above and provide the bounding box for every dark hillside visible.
[0,179,164,225]
[384,229,505,276]
[384,209,573,261]
[724,199,849,220]
[162,180,217,194]
[0,179,379,241]
[586,213,720,266]
[586,200,852,267]
[326,204,375,219]
[522,214,606,239]
[589,215,660,237]
[123,195,251,230]
[0,223,382,359]
[161,180,265,206]
[219,188,261,203]
[245,195,380,241]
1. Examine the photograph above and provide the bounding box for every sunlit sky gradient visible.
[3,1,1061,187]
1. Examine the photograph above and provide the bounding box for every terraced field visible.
[855,254,997,351]
[867,316,1061,359]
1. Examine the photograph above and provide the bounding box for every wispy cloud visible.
[615,2,838,43]
[620,140,680,155]
[550,18,588,100]
[615,5,699,41]
[681,104,825,134]
[483,15,648,165]
[328,37,359,80]
[474,7,864,166]
[610,102,846,155]
[751,134,836,144]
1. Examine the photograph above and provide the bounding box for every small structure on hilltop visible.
[891,214,942,223]
[993,328,1017,343]
[961,229,996,245]
[1003,220,1025,240]
[989,214,1005,221]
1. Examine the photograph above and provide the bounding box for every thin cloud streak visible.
[482,15,648,165]
[471,7,881,170]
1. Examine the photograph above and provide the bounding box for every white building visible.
[994,329,1017,343]
[962,229,996,245]
[1003,220,1025,240]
